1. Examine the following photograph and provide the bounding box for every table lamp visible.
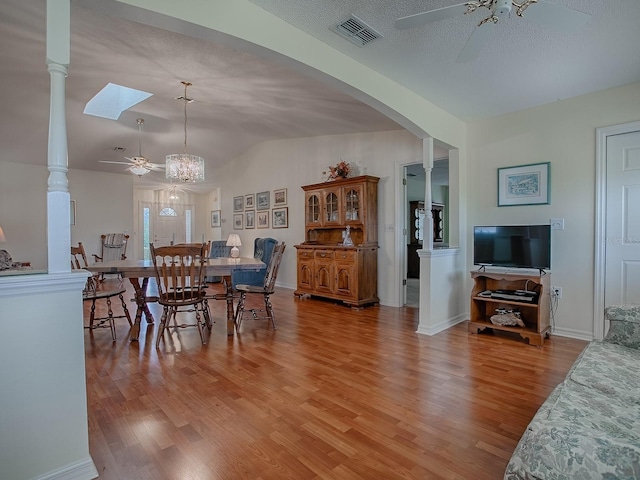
[226,233,242,258]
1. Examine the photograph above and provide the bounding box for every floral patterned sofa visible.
[505,304,640,480]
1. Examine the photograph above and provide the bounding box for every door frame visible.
[594,120,640,339]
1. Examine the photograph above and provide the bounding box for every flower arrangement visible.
[324,160,351,181]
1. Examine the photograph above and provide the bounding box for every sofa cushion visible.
[605,305,640,350]
[565,341,640,406]
[505,341,640,480]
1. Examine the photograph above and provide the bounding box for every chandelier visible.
[166,81,205,183]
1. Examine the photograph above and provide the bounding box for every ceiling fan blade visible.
[456,22,495,63]
[99,160,132,166]
[149,164,165,171]
[519,0,591,33]
[395,3,469,30]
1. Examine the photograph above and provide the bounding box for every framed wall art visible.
[272,207,288,228]
[244,193,255,210]
[233,213,243,230]
[273,188,287,206]
[245,210,255,229]
[257,211,269,229]
[210,210,221,228]
[233,195,244,212]
[498,162,550,207]
[256,191,270,211]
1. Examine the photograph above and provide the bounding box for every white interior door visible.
[605,130,640,306]
[153,203,186,246]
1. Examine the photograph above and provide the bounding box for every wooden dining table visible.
[86,257,264,340]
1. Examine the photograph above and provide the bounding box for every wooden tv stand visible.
[468,270,551,346]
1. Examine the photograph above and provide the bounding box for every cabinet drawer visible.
[297,250,314,260]
[334,250,356,262]
[315,250,334,260]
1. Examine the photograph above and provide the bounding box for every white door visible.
[153,203,186,246]
[605,130,640,306]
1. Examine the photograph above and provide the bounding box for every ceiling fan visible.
[395,0,591,63]
[99,118,165,177]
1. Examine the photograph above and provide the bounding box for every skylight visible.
[83,83,153,120]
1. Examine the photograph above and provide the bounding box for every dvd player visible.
[490,289,538,302]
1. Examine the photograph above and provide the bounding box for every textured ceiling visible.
[248,0,640,120]
[1,0,638,192]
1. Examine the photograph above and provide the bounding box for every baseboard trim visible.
[34,457,98,480]
[416,313,467,336]
[551,326,593,342]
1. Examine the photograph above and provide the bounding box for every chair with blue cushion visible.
[206,240,232,283]
[231,237,277,289]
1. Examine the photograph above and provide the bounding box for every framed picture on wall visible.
[244,193,254,210]
[273,188,287,206]
[245,210,255,229]
[257,211,269,229]
[272,207,288,228]
[233,196,244,212]
[256,191,270,210]
[233,214,243,230]
[210,210,221,228]
[498,162,550,206]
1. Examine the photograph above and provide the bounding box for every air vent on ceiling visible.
[332,15,382,47]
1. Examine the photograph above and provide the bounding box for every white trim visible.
[33,456,98,480]
[594,120,640,340]
[417,247,460,258]
[551,326,594,342]
[0,271,89,297]
[416,313,466,336]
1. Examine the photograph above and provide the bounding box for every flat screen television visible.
[473,225,551,271]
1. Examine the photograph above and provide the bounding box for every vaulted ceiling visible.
[1,0,638,191]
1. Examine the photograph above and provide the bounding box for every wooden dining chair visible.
[150,243,210,347]
[234,242,285,332]
[71,242,132,340]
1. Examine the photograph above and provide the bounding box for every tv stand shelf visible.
[468,270,551,346]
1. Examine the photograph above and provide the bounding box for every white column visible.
[46,0,71,273]
[422,137,434,251]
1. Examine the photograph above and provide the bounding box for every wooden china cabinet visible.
[294,175,379,308]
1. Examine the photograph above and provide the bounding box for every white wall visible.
[0,161,48,268]
[69,169,134,261]
[0,164,134,269]
[215,129,423,305]
[467,81,640,340]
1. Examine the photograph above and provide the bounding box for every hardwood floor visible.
[84,280,587,479]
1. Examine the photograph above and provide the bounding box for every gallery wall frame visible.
[498,162,550,206]
[272,207,288,228]
[211,210,221,228]
[257,211,269,229]
[233,214,243,230]
[273,188,287,206]
[245,210,255,229]
[244,194,254,210]
[233,196,244,212]
[70,200,76,226]
[256,191,270,211]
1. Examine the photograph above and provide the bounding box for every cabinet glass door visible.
[306,194,320,224]
[325,192,339,223]
[344,187,362,223]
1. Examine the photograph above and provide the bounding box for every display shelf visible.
[468,270,551,346]
[295,175,379,308]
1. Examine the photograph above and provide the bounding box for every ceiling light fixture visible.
[166,81,205,183]
[168,185,179,200]
[129,118,152,177]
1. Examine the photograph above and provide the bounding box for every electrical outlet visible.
[551,286,562,298]
[550,218,565,230]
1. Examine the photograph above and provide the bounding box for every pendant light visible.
[165,81,205,183]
